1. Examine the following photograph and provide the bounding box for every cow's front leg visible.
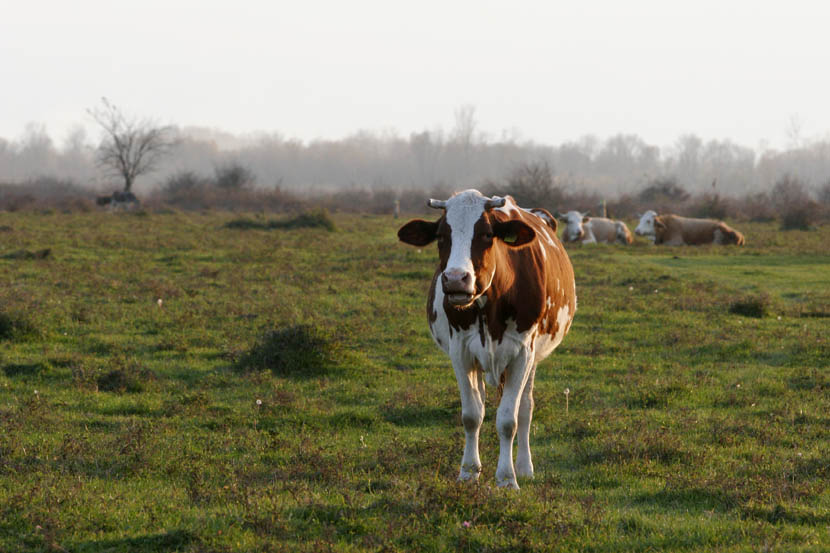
[495,349,533,489]
[452,353,485,481]
[515,363,537,479]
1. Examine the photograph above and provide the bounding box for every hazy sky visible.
[2,0,829,151]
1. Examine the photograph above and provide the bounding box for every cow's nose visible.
[442,269,473,291]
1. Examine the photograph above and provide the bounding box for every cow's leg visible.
[495,349,533,489]
[452,354,485,482]
[515,363,537,479]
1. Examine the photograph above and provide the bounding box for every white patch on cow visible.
[635,210,658,242]
[430,279,451,355]
[444,191,487,279]
[563,211,589,242]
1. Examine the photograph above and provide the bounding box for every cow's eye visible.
[482,232,493,240]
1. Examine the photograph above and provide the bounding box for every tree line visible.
[1,104,830,216]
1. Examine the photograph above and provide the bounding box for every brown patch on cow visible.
[439,201,576,344]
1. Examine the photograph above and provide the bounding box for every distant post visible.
[394,199,400,219]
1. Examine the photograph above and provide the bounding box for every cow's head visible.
[634,210,662,240]
[615,221,633,244]
[398,190,536,308]
[558,211,589,242]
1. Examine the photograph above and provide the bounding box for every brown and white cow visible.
[634,210,745,245]
[559,211,633,244]
[398,190,576,489]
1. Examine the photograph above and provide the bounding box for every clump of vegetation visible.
[234,324,341,377]
[97,356,157,393]
[729,293,771,318]
[224,209,336,232]
[272,209,335,231]
[638,176,690,204]
[499,160,564,208]
[0,311,39,341]
[773,174,819,230]
[1,248,51,260]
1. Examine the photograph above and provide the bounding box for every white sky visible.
[2,0,829,151]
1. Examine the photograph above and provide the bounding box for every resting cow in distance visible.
[559,211,633,244]
[398,190,577,489]
[635,210,745,245]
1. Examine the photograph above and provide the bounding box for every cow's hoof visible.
[458,465,482,482]
[497,478,520,490]
[516,462,534,479]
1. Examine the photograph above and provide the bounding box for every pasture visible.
[0,210,828,552]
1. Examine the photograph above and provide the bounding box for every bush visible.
[214,162,256,190]
[638,176,690,205]
[773,174,819,230]
[502,161,564,209]
[689,193,733,220]
[224,209,336,231]
[729,294,771,318]
[740,192,777,222]
[0,311,39,341]
[162,170,208,195]
[233,324,341,377]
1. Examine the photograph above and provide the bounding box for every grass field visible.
[0,210,828,552]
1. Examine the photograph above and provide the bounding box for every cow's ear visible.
[398,219,439,246]
[582,215,590,223]
[654,217,666,230]
[493,220,535,247]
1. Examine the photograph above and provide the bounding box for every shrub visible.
[741,192,777,222]
[689,192,734,220]
[502,161,564,209]
[233,324,341,377]
[271,209,335,231]
[162,170,208,195]
[224,209,336,231]
[729,294,771,318]
[638,176,690,205]
[773,174,819,230]
[0,311,39,341]
[214,162,256,190]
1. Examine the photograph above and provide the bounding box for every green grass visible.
[0,211,828,552]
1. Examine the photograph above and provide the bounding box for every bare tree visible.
[88,98,177,193]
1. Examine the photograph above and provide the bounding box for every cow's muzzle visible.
[442,269,475,306]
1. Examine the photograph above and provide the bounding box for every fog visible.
[2,118,830,201]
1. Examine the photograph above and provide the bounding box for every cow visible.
[397,189,577,489]
[558,211,633,244]
[634,210,745,245]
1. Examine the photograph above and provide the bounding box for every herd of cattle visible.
[559,209,746,246]
[397,189,746,489]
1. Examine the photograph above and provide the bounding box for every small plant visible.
[224,209,336,232]
[0,311,39,341]
[97,354,157,393]
[729,293,771,318]
[233,324,341,377]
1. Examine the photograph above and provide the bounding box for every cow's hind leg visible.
[453,359,485,481]
[495,350,533,489]
[515,363,537,479]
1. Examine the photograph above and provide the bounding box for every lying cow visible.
[398,190,576,489]
[635,210,745,245]
[559,211,633,244]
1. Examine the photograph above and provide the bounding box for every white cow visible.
[558,211,633,244]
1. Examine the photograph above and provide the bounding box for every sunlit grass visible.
[0,211,828,552]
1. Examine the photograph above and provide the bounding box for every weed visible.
[729,293,771,318]
[233,324,341,377]
[0,311,39,341]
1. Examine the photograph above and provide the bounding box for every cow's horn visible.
[484,197,506,210]
[427,199,447,209]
